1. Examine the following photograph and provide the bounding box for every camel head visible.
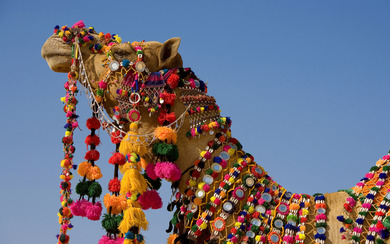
[42,25,183,74]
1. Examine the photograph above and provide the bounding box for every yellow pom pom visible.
[299,233,306,240]
[60,97,66,103]
[228,177,235,184]
[226,130,231,137]
[302,209,309,216]
[248,206,255,214]
[210,196,216,202]
[99,32,104,38]
[198,182,205,189]
[255,235,261,242]
[58,32,64,38]
[130,194,137,201]
[189,179,196,187]
[237,158,243,164]
[65,30,71,36]
[200,107,205,112]
[227,148,235,156]
[116,36,122,43]
[65,131,72,136]
[118,206,148,233]
[200,222,208,229]
[226,242,233,244]
[200,151,207,157]
[235,222,241,227]
[145,97,150,102]
[60,175,65,180]
[150,108,155,113]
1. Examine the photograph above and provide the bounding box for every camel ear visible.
[159,37,181,65]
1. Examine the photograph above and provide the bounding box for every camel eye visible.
[113,49,131,61]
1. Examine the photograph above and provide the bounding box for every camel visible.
[42,23,390,244]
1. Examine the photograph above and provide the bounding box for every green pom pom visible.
[383,166,390,171]
[345,218,353,224]
[191,225,198,232]
[251,225,259,232]
[76,180,91,196]
[351,235,360,242]
[114,214,123,225]
[171,215,178,225]
[152,143,179,161]
[370,166,379,172]
[376,238,385,244]
[287,215,298,222]
[316,222,327,228]
[102,213,120,234]
[383,216,390,230]
[206,169,213,175]
[87,181,102,198]
[143,172,162,190]
[187,212,194,220]
[371,187,380,192]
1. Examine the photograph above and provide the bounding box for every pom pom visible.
[108,178,121,193]
[152,142,179,161]
[86,117,101,130]
[86,165,103,180]
[167,73,180,89]
[154,162,181,181]
[87,181,102,198]
[76,180,91,196]
[77,161,91,177]
[85,150,100,161]
[138,189,163,210]
[101,215,120,235]
[85,135,100,146]
[70,199,90,217]
[154,127,177,144]
[109,152,126,165]
[146,163,158,180]
[72,20,85,28]
[86,202,102,221]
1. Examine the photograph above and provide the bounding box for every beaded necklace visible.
[313,194,327,244]
[295,194,311,243]
[57,43,79,244]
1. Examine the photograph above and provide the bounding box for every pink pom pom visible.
[362,203,372,209]
[237,216,245,223]
[99,80,107,89]
[377,180,385,186]
[72,121,78,128]
[203,184,210,192]
[70,199,89,217]
[353,227,362,233]
[98,236,123,244]
[154,162,181,181]
[86,202,102,221]
[138,189,163,210]
[72,20,86,28]
[66,111,73,117]
[383,155,390,160]
[366,173,374,179]
[146,163,158,180]
[356,182,365,187]
[220,160,227,167]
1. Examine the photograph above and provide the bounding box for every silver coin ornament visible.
[251,218,261,226]
[261,193,272,202]
[274,219,284,229]
[255,205,266,214]
[109,60,120,71]
[317,227,326,234]
[317,208,326,214]
[195,189,205,198]
[135,61,146,72]
[211,163,222,173]
[219,151,230,160]
[203,175,214,185]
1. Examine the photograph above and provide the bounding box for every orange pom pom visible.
[154,126,177,144]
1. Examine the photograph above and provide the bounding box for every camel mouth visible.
[41,35,73,73]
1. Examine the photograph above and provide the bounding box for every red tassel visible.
[85,150,100,161]
[167,73,180,89]
[108,152,126,165]
[86,117,101,130]
[85,135,101,146]
[160,92,176,105]
[108,178,121,192]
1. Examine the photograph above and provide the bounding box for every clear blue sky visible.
[0,1,389,243]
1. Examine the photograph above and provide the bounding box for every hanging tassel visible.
[120,163,148,195]
[118,206,149,233]
[119,122,148,156]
